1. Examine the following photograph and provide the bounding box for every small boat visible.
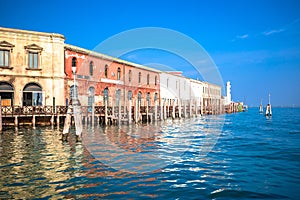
[259,99,263,113]
[265,94,272,117]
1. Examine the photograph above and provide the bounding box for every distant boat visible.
[259,99,263,113]
[265,94,272,117]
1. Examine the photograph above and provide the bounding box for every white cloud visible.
[262,28,285,36]
[236,34,249,39]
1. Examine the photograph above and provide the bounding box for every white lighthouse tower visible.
[225,81,232,105]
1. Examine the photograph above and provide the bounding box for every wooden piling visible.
[118,102,121,125]
[154,100,158,121]
[128,100,132,124]
[51,115,54,125]
[172,100,175,119]
[134,99,138,123]
[164,101,167,120]
[63,106,72,135]
[15,116,18,127]
[32,115,36,127]
[57,115,60,125]
[178,99,182,119]
[92,103,95,126]
[105,99,108,126]
[184,100,186,118]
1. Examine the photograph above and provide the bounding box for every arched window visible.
[155,76,157,86]
[138,72,141,84]
[89,61,93,76]
[147,74,150,85]
[88,86,95,112]
[138,91,142,105]
[0,81,14,106]
[23,83,42,106]
[116,89,121,106]
[72,57,77,73]
[154,93,158,101]
[117,67,121,80]
[105,64,108,78]
[128,90,132,100]
[128,70,132,82]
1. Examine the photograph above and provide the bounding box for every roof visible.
[64,44,162,73]
[0,27,65,40]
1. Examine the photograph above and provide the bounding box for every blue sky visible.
[1,0,300,107]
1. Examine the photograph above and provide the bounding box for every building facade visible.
[0,27,65,107]
[1,27,224,123]
[64,44,160,113]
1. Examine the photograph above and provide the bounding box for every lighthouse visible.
[225,81,231,105]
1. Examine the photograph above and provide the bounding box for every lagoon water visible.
[0,108,299,199]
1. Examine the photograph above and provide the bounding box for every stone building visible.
[0,27,65,106]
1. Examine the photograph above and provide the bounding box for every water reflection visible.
[0,127,84,199]
[0,114,226,199]
[82,116,224,174]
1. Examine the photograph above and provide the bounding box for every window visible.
[147,74,150,85]
[128,90,132,100]
[138,91,142,105]
[72,57,77,68]
[0,50,10,67]
[25,44,42,69]
[167,78,169,88]
[117,67,121,80]
[105,65,108,78]
[138,72,141,83]
[128,70,132,82]
[28,52,39,69]
[89,61,93,76]
[0,41,14,68]
[23,83,43,106]
[154,93,158,101]
[155,76,157,86]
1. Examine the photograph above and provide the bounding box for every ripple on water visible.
[0,108,299,199]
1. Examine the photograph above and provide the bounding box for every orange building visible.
[64,44,160,112]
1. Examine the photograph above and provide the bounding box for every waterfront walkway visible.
[0,104,223,127]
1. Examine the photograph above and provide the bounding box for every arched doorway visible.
[23,83,42,106]
[0,82,14,106]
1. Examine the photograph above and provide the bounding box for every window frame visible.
[0,41,14,69]
[138,72,141,84]
[117,67,121,80]
[25,44,43,70]
[105,64,108,78]
[128,70,132,82]
[147,74,150,85]
[89,61,94,76]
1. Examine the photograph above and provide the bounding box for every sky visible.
[1,0,300,107]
